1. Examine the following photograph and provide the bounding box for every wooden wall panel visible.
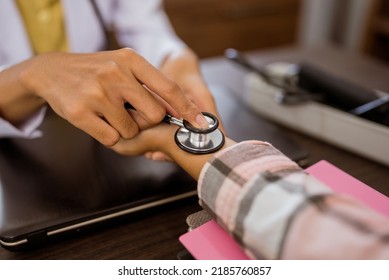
[164,0,302,57]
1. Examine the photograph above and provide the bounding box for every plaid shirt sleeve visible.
[198,140,389,259]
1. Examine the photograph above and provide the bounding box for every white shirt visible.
[0,0,185,138]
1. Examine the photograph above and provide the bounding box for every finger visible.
[149,151,173,162]
[194,94,226,134]
[92,61,165,134]
[111,137,144,156]
[75,113,121,146]
[143,85,179,118]
[119,49,209,128]
[120,82,166,126]
[182,85,227,134]
[101,104,140,139]
[144,152,153,159]
[83,84,141,140]
[142,76,209,129]
[126,109,154,130]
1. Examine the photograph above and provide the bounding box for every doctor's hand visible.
[160,48,224,132]
[143,48,226,161]
[16,48,209,146]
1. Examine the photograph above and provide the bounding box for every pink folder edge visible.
[179,220,250,260]
[305,160,389,217]
[179,160,389,260]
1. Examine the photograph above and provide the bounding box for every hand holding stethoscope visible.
[125,102,225,154]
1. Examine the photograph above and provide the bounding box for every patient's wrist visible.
[155,123,178,155]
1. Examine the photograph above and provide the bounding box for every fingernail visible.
[144,152,153,159]
[196,114,210,129]
[152,154,165,161]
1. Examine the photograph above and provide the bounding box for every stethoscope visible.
[225,48,389,119]
[125,102,225,154]
[163,112,225,154]
[224,48,321,104]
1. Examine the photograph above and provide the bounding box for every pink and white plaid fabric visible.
[198,141,389,259]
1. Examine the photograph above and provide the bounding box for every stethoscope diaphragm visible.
[165,112,225,154]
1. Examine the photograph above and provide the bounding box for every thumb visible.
[175,99,210,129]
[144,151,173,162]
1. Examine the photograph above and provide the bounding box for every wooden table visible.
[1,46,388,259]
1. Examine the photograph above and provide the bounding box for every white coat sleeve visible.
[113,0,186,67]
[0,107,47,139]
[0,65,47,139]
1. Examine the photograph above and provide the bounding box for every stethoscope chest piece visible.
[127,101,225,154]
[173,112,225,154]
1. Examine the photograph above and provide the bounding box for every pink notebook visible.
[179,160,389,260]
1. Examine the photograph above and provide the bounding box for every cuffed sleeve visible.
[1,63,46,139]
[0,64,9,72]
[198,141,389,259]
[0,106,47,138]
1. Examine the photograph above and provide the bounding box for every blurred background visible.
[164,0,389,63]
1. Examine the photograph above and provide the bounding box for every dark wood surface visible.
[0,198,202,260]
[1,46,388,259]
